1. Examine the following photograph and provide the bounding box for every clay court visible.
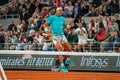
[4,70,120,80]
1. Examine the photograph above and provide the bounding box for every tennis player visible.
[44,7,74,72]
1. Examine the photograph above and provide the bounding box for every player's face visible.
[56,9,63,16]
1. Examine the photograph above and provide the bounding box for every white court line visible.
[0,50,120,56]
[0,61,7,80]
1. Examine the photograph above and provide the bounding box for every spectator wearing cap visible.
[114,14,120,31]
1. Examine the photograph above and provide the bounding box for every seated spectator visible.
[88,18,96,33]
[42,28,53,51]
[33,32,44,50]
[3,5,10,14]
[114,14,120,31]
[108,30,120,52]
[65,1,73,17]
[19,33,27,43]
[27,29,35,43]
[109,18,119,34]
[0,24,3,31]
[97,15,108,32]
[33,32,44,44]
[28,18,37,31]
[65,25,78,52]
[36,15,44,30]
[16,33,27,50]
[21,20,28,33]
[0,31,5,50]
[108,0,119,16]
[72,2,81,17]
[81,1,89,16]
[81,19,87,32]
[88,31,94,43]
[96,6,105,16]
[88,7,96,16]
[20,8,29,23]
[5,31,12,43]
[32,8,40,20]
[92,22,106,41]
[16,19,22,32]
[72,9,80,23]
[8,20,16,31]
[3,27,8,36]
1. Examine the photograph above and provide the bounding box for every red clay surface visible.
[4,70,120,80]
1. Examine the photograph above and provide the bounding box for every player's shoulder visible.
[48,15,55,18]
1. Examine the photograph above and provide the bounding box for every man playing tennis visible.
[44,7,74,72]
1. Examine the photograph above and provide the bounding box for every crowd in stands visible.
[0,0,120,52]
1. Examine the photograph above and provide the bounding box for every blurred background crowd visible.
[0,0,120,52]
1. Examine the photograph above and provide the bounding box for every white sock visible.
[61,63,64,67]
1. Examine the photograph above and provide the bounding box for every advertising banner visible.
[0,54,120,72]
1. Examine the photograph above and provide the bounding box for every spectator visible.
[108,30,120,52]
[5,31,12,43]
[108,0,119,16]
[92,22,106,41]
[81,19,87,32]
[8,20,16,31]
[72,2,81,17]
[36,15,44,30]
[72,8,80,23]
[19,33,27,43]
[65,1,74,17]
[34,32,44,44]
[42,31,53,51]
[93,0,102,8]
[109,18,119,34]
[33,32,44,50]
[81,1,89,16]
[27,29,35,43]
[0,32,5,50]
[28,18,37,32]
[66,26,78,52]
[97,6,105,16]
[73,22,88,52]
[16,19,22,32]
[20,8,29,23]
[88,7,96,16]
[0,24,3,31]
[32,8,40,20]
[114,14,120,31]
[11,27,18,43]
[97,15,108,32]
[21,20,28,33]
[88,18,96,35]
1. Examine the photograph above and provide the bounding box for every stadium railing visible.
[0,42,119,52]
[0,14,20,19]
